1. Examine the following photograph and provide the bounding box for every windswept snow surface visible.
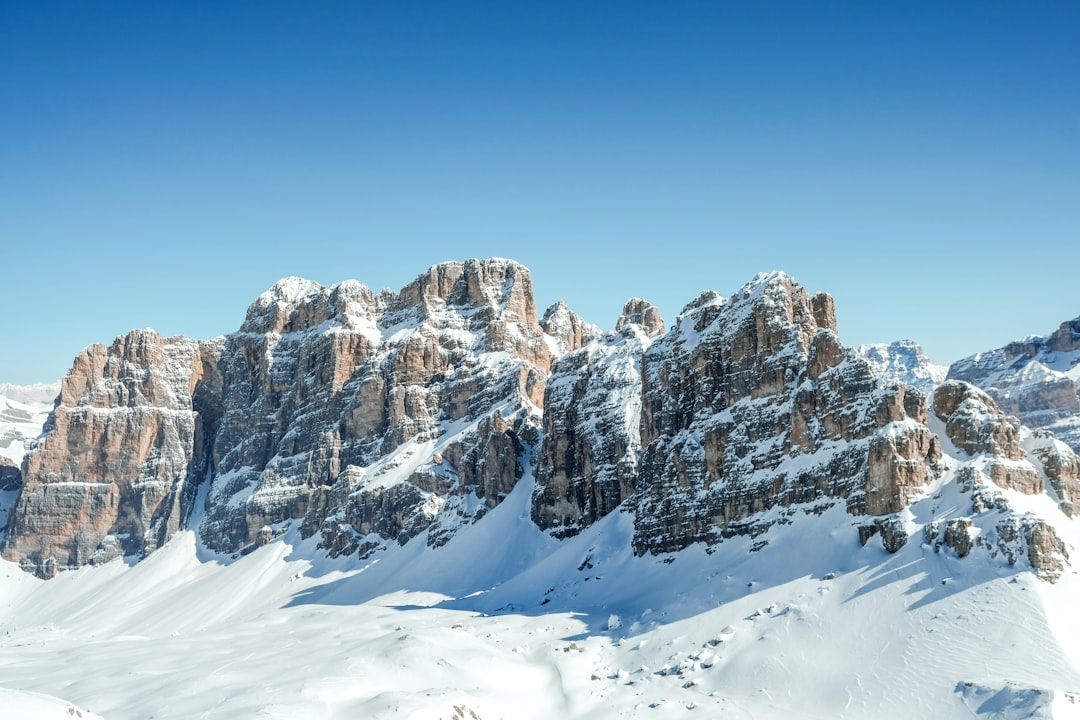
[2,469,1079,719]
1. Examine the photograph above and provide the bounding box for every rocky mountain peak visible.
[615,298,664,337]
[541,300,601,356]
[241,277,380,336]
[393,258,537,324]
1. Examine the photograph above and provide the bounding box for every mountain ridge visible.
[2,258,1075,589]
[2,258,1080,718]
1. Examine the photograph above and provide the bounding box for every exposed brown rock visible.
[2,329,222,577]
[203,258,551,555]
[949,316,1080,452]
[863,420,940,516]
[934,381,1025,462]
[1028,430,1080,516]
[943,518,973,558]
[1025,521,1068,582]
[810,292,837,334]
[630,272,938,554]
[541,301,601,356]
[615,298,664,337]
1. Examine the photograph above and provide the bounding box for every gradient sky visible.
[2,1,1078,384]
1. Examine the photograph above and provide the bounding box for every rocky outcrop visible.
[859,340,946,397]
[2,329,223,577]
[615,298,664,338]
[2,259,555,570]
[1026,430,1080,516]
[949,317,1080,453]
[202,258,552,555]
[541,301,601,356]
[933,381,1041,494]
[531,301,660,537]
[631,272,939,554]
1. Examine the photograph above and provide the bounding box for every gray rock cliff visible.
[3,261,1075,584]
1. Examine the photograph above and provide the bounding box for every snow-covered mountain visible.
[1,260,1078,719]
[0,382,57,464]
[949,317,1080,454]
[859,339,948,396]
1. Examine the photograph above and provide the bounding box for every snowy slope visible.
[1,465,1078,720]
[0,382,57,464]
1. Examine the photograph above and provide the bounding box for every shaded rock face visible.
[949,317,1080,453]
[0,457,20,492]
[2,329,223,577]
[201,258,552,554]
[3,259,553,571]
[531,310,657,538]
[630,273,939,554]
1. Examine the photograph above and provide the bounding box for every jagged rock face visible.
[201,258,551,554]
[1027,430,1080,516]
[1024,520,1069,581]
[531,312,656,538]
[540,301,601,356]
[949,317,1080,452]
[631,272,939,554]
[2,329,222,577]
[933,381,1041,494]
[615,298,664,337]
[859,340,947,397]
[4,260,1074,585]
[0,457,20,492]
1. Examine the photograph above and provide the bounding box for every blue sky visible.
[2,2,1078,384]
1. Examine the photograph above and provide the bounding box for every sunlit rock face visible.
[2,329,222,577]
[629,272,939,554]
[202,258,553,556]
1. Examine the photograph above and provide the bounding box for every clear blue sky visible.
[2,1,1077,384]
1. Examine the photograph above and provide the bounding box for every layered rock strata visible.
[203,259,553,555]
[531,300,662,537]
[630,272,941,554]
[2,330,222,577]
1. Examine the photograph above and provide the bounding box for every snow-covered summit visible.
[859,339,947,396]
